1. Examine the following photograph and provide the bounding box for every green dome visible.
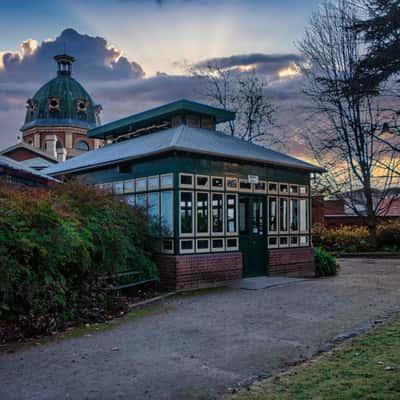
[22,55,100,131]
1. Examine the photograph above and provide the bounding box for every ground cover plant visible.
[314,247,338,277]
[227,316,400,400]
[0,180,157,342]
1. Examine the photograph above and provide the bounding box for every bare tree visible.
[298,0,400,244]
[192,64,278,145]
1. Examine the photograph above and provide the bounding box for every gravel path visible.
[1,258,399,400]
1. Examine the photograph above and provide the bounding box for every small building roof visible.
[45,125,324,176]
[0,142,58,163]
[0,155,60,182]
[87,99,236,139]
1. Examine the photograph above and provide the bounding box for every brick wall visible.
[268,248,315,278]
[154,252,243,290]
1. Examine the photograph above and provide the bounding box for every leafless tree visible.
[298,0,400,244]
[192,64,278,145]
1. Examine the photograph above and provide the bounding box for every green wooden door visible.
[239,195,267,277]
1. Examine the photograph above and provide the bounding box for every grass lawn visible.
[227,317,400,400]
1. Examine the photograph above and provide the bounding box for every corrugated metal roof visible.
[44,125,325,175]
[87,99,235,139]
[0,156,60,182]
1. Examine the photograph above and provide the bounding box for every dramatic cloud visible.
[0,29,144,83]
[194,53,305,77]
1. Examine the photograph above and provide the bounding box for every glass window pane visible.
[268,197,277,232]
[300,199,309,232]
[252,200,264,235]
[226,195,237,234]
[196,192,209,234]
[239,198,248,233]
[161,174,173,188]
[180,192,193,234]
[161,191,173,236]
[148,176,159,190]
[180,174,193,186]
[290,199,299,231]
[125,194,135,207]
[212,193,224,234]
[279,198,288,232]
[136,178,147,192]
[148,192,159,222]
[136,193,147,210]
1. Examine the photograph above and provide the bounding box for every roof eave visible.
[47,146,326,177]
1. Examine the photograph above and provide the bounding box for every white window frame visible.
[161,239,174,254]
[267,181,278,194]
[160,173,174,189]
[195,175,210,190]
[268,236,279,249]
[148,175,160,191]
[299,185,309,196]
[180,239,194,254]
[226,177,238,191]
[299,198,309,234]
[179,173,194,188]
[279,183,289,195]
[289,184,299,196]
[196,191,210,237]
[290,198,299,233]
[211,176,225,191]
[290,235,299,247]
[196,239,210,253]
[268,196,279,235]
[123,179,135,194]
[211,238,225,252]
[211,192,225,236]
[299,235,309,247]
[226,237,239,251]
[253,180,267,194]
[135,177,147,192]
[279,236,289,248]
[279,197,289,234]
[179,191,194,237]
[239,179,252,193]
[226,193,239,236]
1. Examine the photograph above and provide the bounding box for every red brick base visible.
[154,252,243,290]
[268,248,315,277]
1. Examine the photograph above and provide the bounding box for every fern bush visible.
[314,247,338,277]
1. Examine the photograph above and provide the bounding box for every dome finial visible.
[54,53,75,76]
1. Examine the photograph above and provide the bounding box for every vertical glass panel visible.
[148,176,159,190]
[148,192,160,226]
[136,193,147,210]
[290,198,299,231]
[279,198,288,232]
[252,200,264,235]
[136,178,147,192]
[125,194,135,207]
[161,191,173,236]
[239,198,248,233]
[180,192,193,234]
[226,195,237,234]
[196,192,209,234]
[212,193,224,234]
[300,198,309,232]
[268,197,277,232]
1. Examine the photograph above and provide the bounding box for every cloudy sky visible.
[0,0,322,157]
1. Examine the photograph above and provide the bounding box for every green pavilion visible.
[45,99,324,290]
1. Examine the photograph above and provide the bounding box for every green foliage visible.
[0,180,157,340]
[314,247,338,277]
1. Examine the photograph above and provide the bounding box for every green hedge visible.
[0,180,157,339]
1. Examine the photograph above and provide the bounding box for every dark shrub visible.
[0,180,157,340]
[377,220,400,249]
[314,247,338,277]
